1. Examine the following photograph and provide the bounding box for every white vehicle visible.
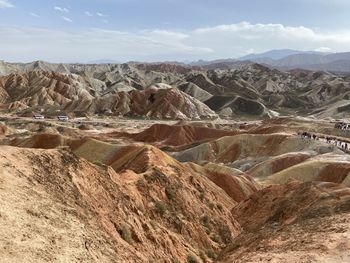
[57,116,69,122]
[33,114,45,120]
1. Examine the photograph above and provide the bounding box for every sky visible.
[1,0,350,63]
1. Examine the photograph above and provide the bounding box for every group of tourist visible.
[334,122,350,130]
[325,136,349,150]
[298,131,349,151]
[299,132,317,140]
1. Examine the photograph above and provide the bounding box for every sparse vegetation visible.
[201,215,212,234]
[216,203,224,212]
[199,251,207,262]
[147,169,168,184]
[205,228,211,235]
[136,178,146,189]
[199,192,205,201]
[201,215,210,226]
[172,258,181,263]
[119,224,133,244]
[187,253,199,263]
[155,200,166,215]
[210,233,221,243]
[217,223,233,244]
[165,185,177,200]
[206,249,217,260]
[208,202,215,210]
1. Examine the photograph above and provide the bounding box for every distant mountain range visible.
[191,49,350,72]
[239,49,326,61]
[4,48,350,73]
[239,50,350,72]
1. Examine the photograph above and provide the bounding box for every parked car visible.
[57,116,69,122]
[33,114,45,120]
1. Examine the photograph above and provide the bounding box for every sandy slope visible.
[1,117,350,262]
[0,145,240,262]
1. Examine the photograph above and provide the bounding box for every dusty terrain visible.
[1,61,350,262]
[0,114,349,262]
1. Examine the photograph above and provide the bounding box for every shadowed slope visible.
[187,162,259,202]
[172,133,339,164]
[108,123,238,147]
[218,181,350,262]
[64,88,218,119]
[263,154,350,186]
[247,152,314,182]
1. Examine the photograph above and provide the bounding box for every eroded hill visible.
[1,117,350,262]
[2,61,350,119]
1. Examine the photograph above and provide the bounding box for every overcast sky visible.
[1,0,350,62]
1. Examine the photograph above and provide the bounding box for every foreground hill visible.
[9,133,259,202]
[1,143,349,262]
[219,180,350,262]
[0,145,240,262]
[1,116,350,262]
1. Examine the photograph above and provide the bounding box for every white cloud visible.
[189,22,350,59]
[194,22,316,39]
[54,6,69,13]
[97,12,107,17]
[29,12,40,18]
[2,22,350,62]
[62,16,73,23]
[144,30,189,40]
[0,0,14,8]
[85,11,93,17]
[0,26,211,62]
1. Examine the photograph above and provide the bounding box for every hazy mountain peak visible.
[239,49,327,61]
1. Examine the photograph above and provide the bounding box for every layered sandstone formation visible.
[2,60,350,118]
